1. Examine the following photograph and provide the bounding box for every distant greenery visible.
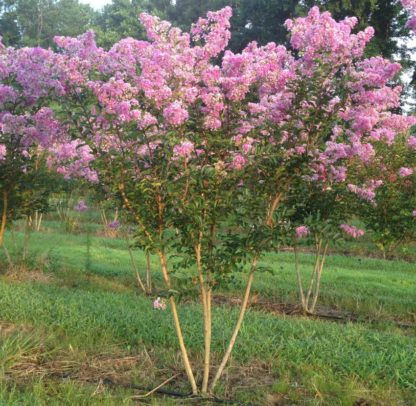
[1,0,413,63]
[0,0,97,47]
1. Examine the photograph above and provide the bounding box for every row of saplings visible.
[0,6,415,397]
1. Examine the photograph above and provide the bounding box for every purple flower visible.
[399,167,414,177]
[107,220,120,229]
[0,144,6,161]
[173,141,194,158]
[74,200,88,212]
[347,180,383,203]
[340,224,365,238]
[153,297,167,310]
[295,225,310,239]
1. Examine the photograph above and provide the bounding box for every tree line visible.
[0,0,412,59]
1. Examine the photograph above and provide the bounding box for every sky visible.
[80,0,112,10]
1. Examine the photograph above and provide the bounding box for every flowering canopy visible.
[2,5,416,393]
[402,0,416,31]
[0,40,68,243]
[49,7,415,203]
[0,43,65,165]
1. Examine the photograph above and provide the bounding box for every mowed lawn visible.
[0,221,415,405]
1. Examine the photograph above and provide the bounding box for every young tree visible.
[286,182,353,314]
[0,42,65,246]
[352,135,416,258]
[50,6,415,395]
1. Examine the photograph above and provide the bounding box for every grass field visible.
[0,218,415,405]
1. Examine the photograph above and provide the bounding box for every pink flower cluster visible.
[408,136,416,149]
[0,41,69,176]
[173,141,194,159]
[163,102,189,126]
[0,144,6,160]
[402,0,416,31]
[2,5,415,212]
[48,140,98,183]
[230,154,247,171]
[47,7,415,182]
[153,297,167,310]
[399,167,414,177]
[347,180,383,203]
[295,226,310,239]
[74,200,88,212]
[340,224,365,238]
[285,7,374,66]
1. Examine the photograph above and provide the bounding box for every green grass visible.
[4,222,415,322]
[0,219,415,404]
[254,252,416,322]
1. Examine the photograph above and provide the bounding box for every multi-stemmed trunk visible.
[208,192,282,393]
[294,238,328,315]
[27,211,43,232]
[121,180,284,395]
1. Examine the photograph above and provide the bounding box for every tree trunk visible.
[145,250,152,294]
[127,244,146,293]
[195,239,212,395]
[158,250,198,395]
[210,255,258,392]
[0,191,8,247]
[294,245,307,311]
[310,243,328,314]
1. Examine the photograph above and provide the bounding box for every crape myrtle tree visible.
[51,7,415,395]
[351,134,416,258]
[285,181,356,314]
[52,11,260,394]
[0,41,66,247]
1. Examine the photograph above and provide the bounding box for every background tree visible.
[0,0,96,47]
[285,180,369,314]
[92,0,174,48]
[353,135,416,258]
[0,0,20,45]
[0,43,65,246]
[164,0,301,52]
[93,0,148,48]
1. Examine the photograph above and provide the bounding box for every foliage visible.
[0,44,66,244]
[352,135,416,257]
[285,181,352,313]
[1,1,416,397]
[46,5,416,395]
[92,0,149,49]
[0,0,96,48]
